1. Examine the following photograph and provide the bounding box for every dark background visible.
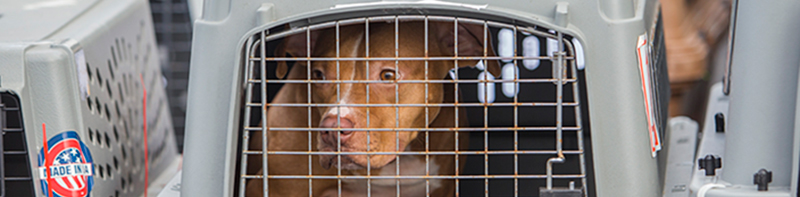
[149,0,193,153]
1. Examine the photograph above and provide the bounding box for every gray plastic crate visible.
[0,0,180,196]
[681,1,800,197]
[183,0,666,196]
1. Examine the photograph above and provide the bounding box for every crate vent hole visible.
[123,74,129,95]
[128,172,134,190]
[86,63,93,81]
[95,130,103,147]
[106,163,113,179]
[123,119,130,139]
[113,126,120,143]
[98,165,105,179]
[87,128,94,143]
[121,38,128,60]
[130,147,136,167]
[87,96,93,112]
[104,103,111,121]
[113,157,119,172]
[96,67,103,87]
[94,97,101,114]
[108,60,115,80]
[104,131,111,148]
[118,83,125,103]
[115,101,122,122]
[106,79,113,98]
[121,177,127,190]
[111,47,118,68]
[121,144,127,160]
[116,38,122,61]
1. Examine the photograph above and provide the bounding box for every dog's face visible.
[277,22,499,170]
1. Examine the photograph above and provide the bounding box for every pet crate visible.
[181,0,667,196]
[659,1,800,196]
[0,0,181,196]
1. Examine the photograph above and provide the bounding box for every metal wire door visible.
[238,15,588,197]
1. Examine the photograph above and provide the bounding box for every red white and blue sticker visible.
[38,131,94,197]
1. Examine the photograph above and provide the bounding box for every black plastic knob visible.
[754,168,772,191]
[714,113,725,133]
[698,155,722,176]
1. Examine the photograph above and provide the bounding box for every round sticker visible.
[38,131,94,197]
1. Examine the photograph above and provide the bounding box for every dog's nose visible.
[320,117,355,144]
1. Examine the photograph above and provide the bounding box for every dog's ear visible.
[275,30,320,79]
[433,22,501,77]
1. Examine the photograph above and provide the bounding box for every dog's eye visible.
[380,70,396,81]
[312,69,325,80]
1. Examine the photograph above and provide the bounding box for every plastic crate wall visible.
[0,0,180,196]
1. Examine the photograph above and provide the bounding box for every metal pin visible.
[513,24,520,197]
[238,36,255,197]
[260,29,269,197]
[453,17,460,197]
[365,17,372,197]
[424,15,431,197]
[394,15,401,197]
[483,20,490,197]
[335,21,342,197]
[307,26,314,197]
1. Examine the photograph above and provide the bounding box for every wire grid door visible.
[238,15,587,196]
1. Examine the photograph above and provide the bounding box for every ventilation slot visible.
[1,92,35,196]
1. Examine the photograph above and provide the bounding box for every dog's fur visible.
[246,21,499,197]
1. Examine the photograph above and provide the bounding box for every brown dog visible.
[246,21,499,197]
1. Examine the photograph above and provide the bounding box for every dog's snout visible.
[320,117,355,144]
[320,116,355,129]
